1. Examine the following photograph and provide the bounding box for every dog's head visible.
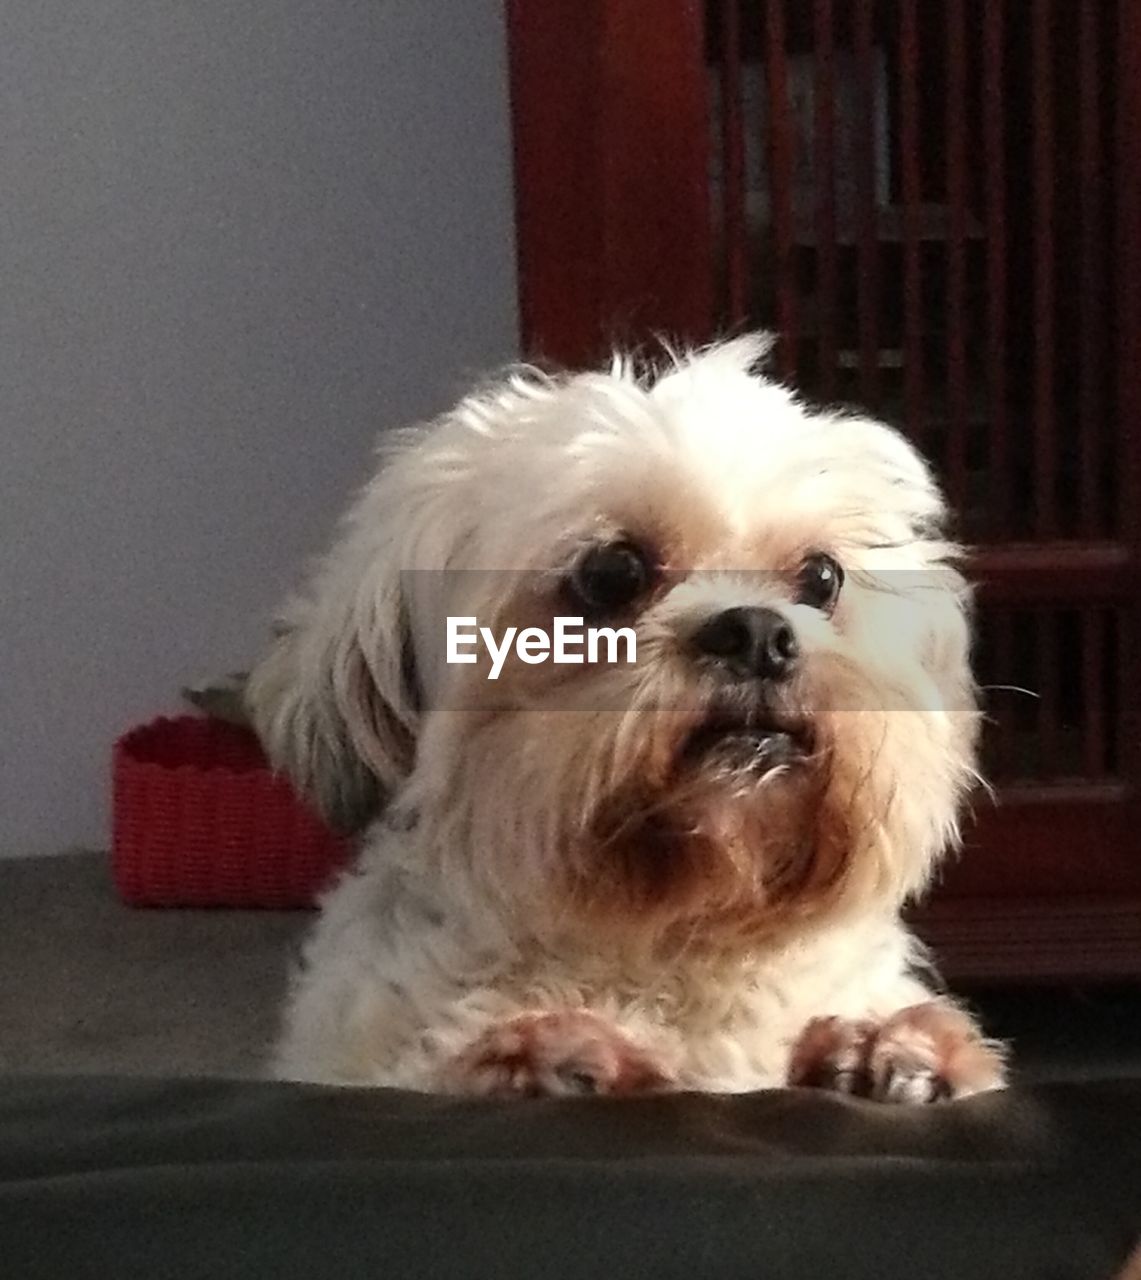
[248,336,978,949]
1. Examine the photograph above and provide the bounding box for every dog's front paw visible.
[440,1010,674,1098]
[788,1001,1005,1103]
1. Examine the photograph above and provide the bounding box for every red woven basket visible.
[112,715,352,908]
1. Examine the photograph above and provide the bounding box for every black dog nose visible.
[692,606,799,681]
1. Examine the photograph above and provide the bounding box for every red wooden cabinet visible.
[508,0,1141,979]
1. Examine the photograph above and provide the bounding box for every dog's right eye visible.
[796,552,844,612]
[569,540,653,614]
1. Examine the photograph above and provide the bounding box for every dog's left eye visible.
[569,539,652,613]
[796,553,844,612]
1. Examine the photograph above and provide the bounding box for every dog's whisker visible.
[979,684,1039,699]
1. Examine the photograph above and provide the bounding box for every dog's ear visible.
[246,367,563,829]
[245,442,438,833]
[246,599,419,833]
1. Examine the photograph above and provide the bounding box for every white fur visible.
[248,335,993,1093]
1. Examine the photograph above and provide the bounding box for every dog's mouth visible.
[680,705,813,778]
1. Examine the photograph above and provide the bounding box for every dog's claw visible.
[878,1061,940,1104]
[830,1068,871,1096]
[557,1066,601,1095]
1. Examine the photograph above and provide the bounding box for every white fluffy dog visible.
[248,335,1005,1101]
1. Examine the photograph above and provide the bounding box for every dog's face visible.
[249,337,978,951]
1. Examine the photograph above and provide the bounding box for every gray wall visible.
[0,1,519,854]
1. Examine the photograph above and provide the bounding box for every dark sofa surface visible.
[1,1075,1139,1280]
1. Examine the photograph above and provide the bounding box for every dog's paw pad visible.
[442,1010,672,1099]
[790,1003,1005,1104]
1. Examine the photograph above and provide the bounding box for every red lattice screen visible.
[707,0,1140,816]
